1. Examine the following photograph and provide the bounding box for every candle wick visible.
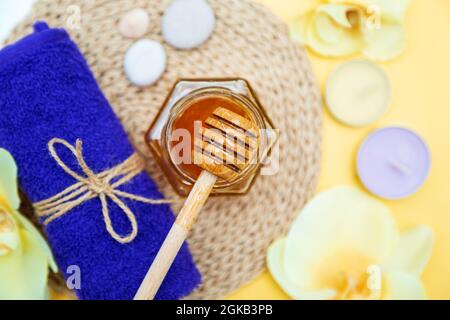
[388,158,412,176]
[356,84,378,101]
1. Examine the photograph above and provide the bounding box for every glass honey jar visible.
[145,78,277,196]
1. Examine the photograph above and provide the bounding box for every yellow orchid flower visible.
[290,0,411,61]
[0,148,57,300]
[268,186,433,300]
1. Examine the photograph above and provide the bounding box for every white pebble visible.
[162,0,216,50]
[118,8,150,38]
[124,39,166,87]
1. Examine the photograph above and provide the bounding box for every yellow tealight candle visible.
[325,60,391,127]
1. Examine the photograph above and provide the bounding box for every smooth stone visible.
[162,0,215,50]
[124,39,166,87]
[118,8,150,38]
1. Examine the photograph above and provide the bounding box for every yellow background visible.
[227,0,450,300]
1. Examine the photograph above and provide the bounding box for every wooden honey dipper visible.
[134,107,259,300]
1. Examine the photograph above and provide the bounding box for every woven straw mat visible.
[7,0,322,299]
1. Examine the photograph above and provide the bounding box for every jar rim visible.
[162,86,266,189]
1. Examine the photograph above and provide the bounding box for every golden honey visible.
[171,94,253,180]
[145,79,276,196]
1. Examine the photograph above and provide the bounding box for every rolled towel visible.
[0,22,201,300]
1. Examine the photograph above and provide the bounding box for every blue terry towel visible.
[0,22,201,300]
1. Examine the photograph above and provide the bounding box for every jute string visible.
[34,138,172,244]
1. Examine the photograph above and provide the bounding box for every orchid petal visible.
[0,208,19,256]
[362,21,406,61]
[382,271,426,300]
[284,187,399,289]
[329,0,410,22]
[373,0,410,22]
[0,149,20,210]
[384,226,434,276]
[267,238,337,300]
[290,11,314,45]
[0,229,50,299]
[12,211,57,272]
[307,13,362,57]
[317,4,359,28]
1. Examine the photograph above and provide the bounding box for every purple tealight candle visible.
[357,127,431,200]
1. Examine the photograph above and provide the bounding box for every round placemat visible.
[7,0,322,299]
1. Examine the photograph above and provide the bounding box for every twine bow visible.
[34,138,172,244]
